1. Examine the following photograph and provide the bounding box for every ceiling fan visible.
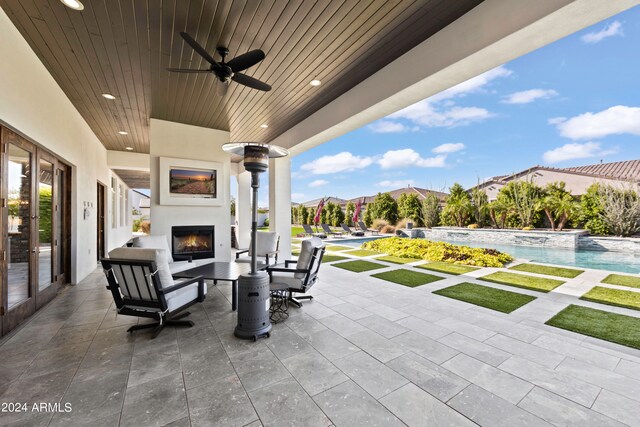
[167,31,271,95]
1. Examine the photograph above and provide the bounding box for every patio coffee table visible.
[173,261,265,311]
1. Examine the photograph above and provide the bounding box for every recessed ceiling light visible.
[118,131,128,135]
[260,124,268,128]
[125,147,133,151]
[101,93,115,100]
[310,79,321,86]
[60,0,84,11]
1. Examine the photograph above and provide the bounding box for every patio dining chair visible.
[101,247,206,339]
[358,221,379,235]
[322,223,345,237]
[302,224,327,239]
[267,237,326,307]
[341,223,364,236]
[235,231,280,266]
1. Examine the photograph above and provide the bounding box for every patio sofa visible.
[130,235,215,275]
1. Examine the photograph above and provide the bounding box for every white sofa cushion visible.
[108,247,175,299]
[269,273,304,290]
[295,237,324,279]
[167,280,207,311]
[249,232,279,256]
[132,235,174,263]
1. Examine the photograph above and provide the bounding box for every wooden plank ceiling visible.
[0,0,482,155]
[112,169,151,189]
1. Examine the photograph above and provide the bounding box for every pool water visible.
[335,236,640,274]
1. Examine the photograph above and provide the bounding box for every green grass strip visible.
[326,245,354,252]
[509,263,583,279]
[371,269,443,288]
[416,262,479,275]
[479,271,564,293]
[581,286,640,311]
[343,249,380,257]
[375,255,419,264]
[601,274,640,289]
[322,255,349,263]
[433,282,536,313]
[332,260,387,273]
[546,304,640,350]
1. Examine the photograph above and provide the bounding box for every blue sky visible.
[281,6,640,204]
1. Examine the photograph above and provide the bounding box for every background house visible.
[473,160,640,200]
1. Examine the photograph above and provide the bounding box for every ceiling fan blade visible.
[179,32,220,69]
[166,68,211,73]
[227,49,266,73]
[232,73,271,91]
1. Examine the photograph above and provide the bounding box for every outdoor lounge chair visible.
[267,237,326,308]
[302,224,327,239]
[341,223,364,236]
[358,221,379,235]
[321,223,344,237]
[101,247,206,339]
[236,231,280,266]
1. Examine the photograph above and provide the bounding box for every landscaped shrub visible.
[345,201,355,226]
[499,180,542,228]
[397,193,423,226]
[578,184,609,235]
[371,192,399,224]
[420,193,441,228]
[362,237,513,267]
[396,218,410,229]
[471,187,489,227]
[537,182,578,231]
[380,225,396,234]
[372,219,389,231]
[597,184,640,237]
[140,221,150,234]
[441,183,472,227]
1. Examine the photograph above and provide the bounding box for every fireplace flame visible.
[177,234,210,252]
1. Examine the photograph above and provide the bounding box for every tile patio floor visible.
[1,257,640,426]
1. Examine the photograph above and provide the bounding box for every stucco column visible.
[236,169,252,249]
[269,157,292,260]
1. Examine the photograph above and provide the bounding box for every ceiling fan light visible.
[61,0,84,10]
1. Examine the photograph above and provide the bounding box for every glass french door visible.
[1,127,69,335]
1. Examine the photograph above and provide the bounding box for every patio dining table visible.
[172,261,266,311]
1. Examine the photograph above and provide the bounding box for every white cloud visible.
[377,179,416,188]
[548,116,566,125]
[543,142,617,164]
[300,152,374,175]
[502,88,558,104]
[554,105,640,140]
[308,179,329,188]
[390,102,493,128]
[432,143,465,154]
[388,66,511,129]
[429,66,513,102]
[291,193,305,202]
[581,21,623,44]
[368,120,418,133]
[378,149,447,169]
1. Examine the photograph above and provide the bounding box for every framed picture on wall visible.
[159,157,223,206]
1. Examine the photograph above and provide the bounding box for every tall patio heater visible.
[222,142,289,340]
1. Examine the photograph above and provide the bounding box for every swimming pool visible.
[335,236,640,274]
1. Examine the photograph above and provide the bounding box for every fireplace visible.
[171,225,215,260]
